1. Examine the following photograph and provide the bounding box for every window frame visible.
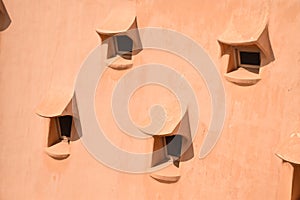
[235,46,261,69]
[113,34,133,57]
[164,135,182,160]
[56,115,73,139]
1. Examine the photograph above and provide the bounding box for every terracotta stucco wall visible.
[0,0,299,199]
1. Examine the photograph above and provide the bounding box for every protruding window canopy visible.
[276,133,300,164]
[161,110,194,162]
[35,89,73,118]
[218,14,274,63]
[143,109,192,142]
[0,0,11,31]
[95,1,142,70]
[36,89,75,160]
[95,9,142,53]
[150,111,194,182]
[218,13,274,86]
[96,13,137,40]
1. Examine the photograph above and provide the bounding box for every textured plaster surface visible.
[0,0,300,199]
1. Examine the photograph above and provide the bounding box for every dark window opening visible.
[165,135,182,158]
[58,115,72,138]
[114,35,133,56]
[239,51,261,66]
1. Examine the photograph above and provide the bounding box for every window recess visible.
[36,90,78,159]
[96,2,142,70]
[276,133,300,200]
[218,15,274,86]
[150,111,194,183]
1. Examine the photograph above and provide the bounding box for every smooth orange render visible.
[0,0,299,199]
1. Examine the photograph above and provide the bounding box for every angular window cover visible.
[275,133,300,164]
[0,0,11,31]
[150,111,194,161]
[218,14,274,62]
[35,89,73,118]
[35,89,74,160]
[96,13,136,40]
[150,111,194,183]
[95,1,142,70]
[218,11,274,86]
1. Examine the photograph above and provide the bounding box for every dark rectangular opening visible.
[239,51,261,66]
[58,115,72,138]
[165,135,182,158]
[115,35,133,56]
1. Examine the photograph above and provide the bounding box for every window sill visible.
[224,67,261,86]
[44,139,70,160]
[150,161,180,183]
[106,55,133,70]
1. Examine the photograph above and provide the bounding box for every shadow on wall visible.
[150,111,194,183]
[218,9,274,86]
[292,164,300,200]
[0,0,11,31]
[36,91,80,160]
[276,133,300,200]
[95,0,142,70]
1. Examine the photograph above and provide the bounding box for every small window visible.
[237,49,261,69]
[234,46,261,75]
[239,51,261,66]
[45,115,73,159]
[58,115,72,138]
[165,135,182,159]
[114,35,133,57]
[151,135,183,167]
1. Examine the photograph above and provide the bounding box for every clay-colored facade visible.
[0,0,300,199]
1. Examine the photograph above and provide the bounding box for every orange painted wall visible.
[0,0,299,199]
